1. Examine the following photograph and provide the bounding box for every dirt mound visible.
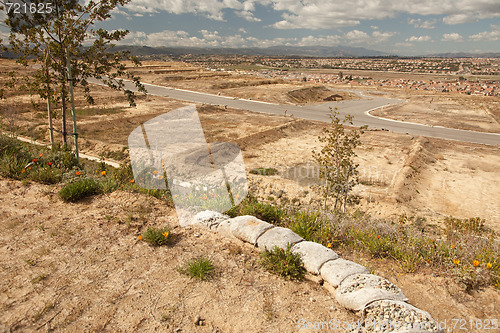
[211,79,283,90]
[287,86,343,104]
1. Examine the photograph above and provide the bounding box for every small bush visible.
[249,167,279,176]
[28,166,62,185]
[58,178,101,202]
[113,163,134,184]
[0,154,29,179]
[178,257,214,280]
[259,244,306,280]
[288,211,323,242]
[141,226,171,246]
[237,200,286,225]
[99,178,118,194]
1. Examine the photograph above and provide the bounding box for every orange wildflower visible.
[32,158,38,163]
[21,169,25,173]
[473,260,480,267]
[39,153,43,157]
[47,162,53,166]
[327,242,332,248]
[138,235,142,240]
[28,166,31,170]
[377,235,381,239]
[152,170,159,175]
[130,179,135,183]
[453,259,460,266]
[101,171,106,176]
[75,171,82,175]
[163,232,169,239]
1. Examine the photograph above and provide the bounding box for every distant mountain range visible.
[2,44,499,59]
[109,45,391,57]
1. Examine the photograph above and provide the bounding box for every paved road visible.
[91,79,500,146]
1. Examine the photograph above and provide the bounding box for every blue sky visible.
[1,0,500,56]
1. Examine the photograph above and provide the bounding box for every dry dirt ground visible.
[1,178,499,333]
[370,90,500,133]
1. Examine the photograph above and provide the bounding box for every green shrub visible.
[0,154,29,179]
[259,244,306,280]
[249,167,279,176]
[28,166,62,185]
[141,226,171,246]
[99,178,118,193]
[288,211,323,242]
[113,162,134,184]
[58,178,101,202]
[239,201,286,225]
[178,257,214,280]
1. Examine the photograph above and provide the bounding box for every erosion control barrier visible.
[192,211,443,333]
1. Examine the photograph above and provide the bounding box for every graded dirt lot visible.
[371,90,500,133]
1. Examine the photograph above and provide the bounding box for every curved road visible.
[92,79,500,146]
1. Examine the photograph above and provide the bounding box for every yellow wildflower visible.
[473,260,480,267]
[163,232,169,239]
[327,242,332,248]
[486,263,493,269]
[453,259,460,266]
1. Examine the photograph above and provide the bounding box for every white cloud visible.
[408,18,436,29]
[235,10,262,22]
[343,30,395,44]
[442,33,463,41]
[406,35,432,42]
[469,24,500,41]
[372,30,396,42]
[117,29,298,48]
[297,35,341,46]
[345,30,370,43]
[118,0,500,30]
[442,14,471,25]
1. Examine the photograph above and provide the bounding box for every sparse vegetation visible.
[228,195,499,290]
[259,244,306,280]
[58,177,101,202]
[249,167,279,176]
[178,257,215,280]
[140,226,171,246]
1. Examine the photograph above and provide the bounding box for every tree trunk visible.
[61,72,67,146]
[45,50,54,145]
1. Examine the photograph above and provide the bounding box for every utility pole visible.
[66,48,79,162]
